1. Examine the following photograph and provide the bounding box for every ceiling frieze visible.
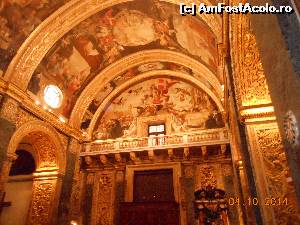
[4,0,222,91]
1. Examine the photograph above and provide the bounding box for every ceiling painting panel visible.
[0,0,69,76]
[93,77,224,140]
[26,0,219,118]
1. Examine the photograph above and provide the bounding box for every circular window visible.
[43,85,63,108]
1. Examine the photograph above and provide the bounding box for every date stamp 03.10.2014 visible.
[226,196,288,206]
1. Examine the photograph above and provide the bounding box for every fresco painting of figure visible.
[94,78,224,140]
[26,0,219,118]
[80,62,199,129]
[0,0,68,75]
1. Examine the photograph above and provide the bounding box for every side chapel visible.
[0,0,300,225]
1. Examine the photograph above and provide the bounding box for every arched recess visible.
[3,121,66,225]
[87,70,225,137]
[70,50,223,129]
[4,0,222,91]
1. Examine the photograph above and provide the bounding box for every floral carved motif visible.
[29,133,57,168]
[29,182,54,225]
[92,172,115,225]
[15,109,38,128]
[240,32,271,106]
[196,166,217,189]
[256,127,300,224]
[0,97,19,123]
[283,110,299,148]
[232,15,271,107]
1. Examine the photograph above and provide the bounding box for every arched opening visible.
[1,147,36,225]
[1,121,66,225]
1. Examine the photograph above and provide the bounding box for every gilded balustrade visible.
[81,128,229,156]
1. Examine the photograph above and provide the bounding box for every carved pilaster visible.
[0,97,19,124]
[247,123,300,224]
[69,139,84,221]
[28,177,61,225]
[91,171,115,225]
[231,13,271,108]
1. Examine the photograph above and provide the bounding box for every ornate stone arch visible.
[87,70,225,136]
[70,50,223,129]
[3,120,67,225]
[7,120,66,174]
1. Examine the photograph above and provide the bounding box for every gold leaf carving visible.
[256,128,300,224]
[232,14,271,108]
[29,182,54,225]
[0,97,19,123]
[29,133,57,168]
[196,166,217,189]
[92,172,115,225]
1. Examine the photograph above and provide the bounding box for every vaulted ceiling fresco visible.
[26,0,220,119]
[93,77,224,140]
[0,0,69,75]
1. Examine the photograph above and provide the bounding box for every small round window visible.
[43,85,63,108]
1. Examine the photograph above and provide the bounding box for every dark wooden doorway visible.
[120,169,180,225]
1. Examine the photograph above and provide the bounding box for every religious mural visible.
[26,0,218,118]
[93,77,224,140]
[0,0,68,76]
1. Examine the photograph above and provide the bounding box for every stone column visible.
[115,169,125,225]
[0,97,18,174]
[181,163,195,225]
[82,172,95,225]
[57,138,81,225]
[91,171,116,225]
[28,172,63,225]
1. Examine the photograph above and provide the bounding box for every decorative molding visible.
[0,83,84,140]
[230,12,271,111]
[221,163,233,177]
[91,171,115,225]
[82,128,229,155]
[0,97,19,124]
[28,180,58,225]
[6,120,66,174]
[69,171,84,220]
[247,123,300,224]
[283,110,299,148]
[196,165,217,189]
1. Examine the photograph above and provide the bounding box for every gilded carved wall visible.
[28,179,59,225]
[85,161,236,225]
[247,123,300,225]
[231,12,271,108]
[91,171,115,225]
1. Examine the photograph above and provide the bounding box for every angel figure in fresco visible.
[103,44,124,64]
[123,120,137,138]
[99,9,116,27]
[0,16,12,50]
[153,19,175,47]
[153,79,179,105]
[67,74,82,95]
[45,53,66,81]
[94,9,124,65]
[21,8,41,36]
